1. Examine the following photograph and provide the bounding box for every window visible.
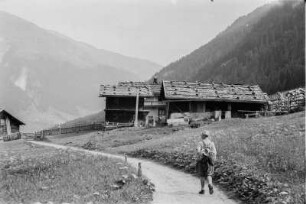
[0,119,5,126]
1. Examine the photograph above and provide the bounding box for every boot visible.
[208,184,214,195]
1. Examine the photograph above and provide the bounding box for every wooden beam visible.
[5,117,11,135]
[228,103,232,111]
[225,103,232,119]
[163,98,267,104]
[134,90,139,127]
[166,102,170,119]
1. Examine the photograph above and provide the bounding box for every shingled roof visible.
[163,81,268,103]
[0,109,25,125]
[99,81,162,97]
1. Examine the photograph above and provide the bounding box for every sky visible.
[0,0,276,66]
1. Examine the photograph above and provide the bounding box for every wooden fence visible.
[33,123,105,139]
[237,110,288,118]
[46,123,105,136]
[33,122,134,139]
[104,122,134,131]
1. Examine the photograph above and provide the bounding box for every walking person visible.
[196,130,217,195]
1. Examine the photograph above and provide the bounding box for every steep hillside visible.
[59,111,105,128]
[155,0,304,94]
[0,11,161,131]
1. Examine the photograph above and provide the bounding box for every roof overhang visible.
[162,80,269,104]
[0,109,25,125]
[99,94,153,98]
[163,98,268,104]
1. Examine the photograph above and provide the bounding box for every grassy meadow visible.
[50,111,305,204]
[47,126,177,152]
[0,140,153,204]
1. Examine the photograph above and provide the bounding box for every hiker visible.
[196,130,217,195]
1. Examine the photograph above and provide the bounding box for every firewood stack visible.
[269,87,305,112]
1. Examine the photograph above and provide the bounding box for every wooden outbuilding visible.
[99,81,166,126]
[99,80,269,126]
[0,109,25,136]
[162,81,269,120]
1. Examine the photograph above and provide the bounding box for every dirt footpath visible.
[30,141,238,204]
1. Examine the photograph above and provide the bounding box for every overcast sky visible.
[0,0,275,65]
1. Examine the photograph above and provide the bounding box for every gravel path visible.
[30,141,239,204]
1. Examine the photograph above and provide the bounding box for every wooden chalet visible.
[99,81,166,126]
[99,80,269,126]
[0,109,25,136]
[162,81,269,119]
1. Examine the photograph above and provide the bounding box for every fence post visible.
[59,124,62,135]
[124,154,127,164]
[138,162,142,177]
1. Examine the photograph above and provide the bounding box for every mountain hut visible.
[99,80,269,126]
[0,109,25,136]
[99,81,166,126]
[161,81,269,120]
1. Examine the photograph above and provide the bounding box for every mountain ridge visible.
[154,0,304,94]
[0,11,161,131]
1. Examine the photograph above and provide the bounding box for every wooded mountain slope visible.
[155,0,304,94]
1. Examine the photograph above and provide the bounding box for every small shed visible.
[0,109,25,136]
[99,81,165,126]
[162,81,269,119]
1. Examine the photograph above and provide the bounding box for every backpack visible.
[199,141,214,166]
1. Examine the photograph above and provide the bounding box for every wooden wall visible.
[167,100,265,119]
[105,96,148,123]
[10,122,20,133]
[106,97,145,110]
[0,117,20,136]
[0,118,7,135]
[105,110,147,123]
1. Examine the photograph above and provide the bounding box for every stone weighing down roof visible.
[0,109,25,125]
[100,80,269,103]
[162,81,269,103]
[99,81,162,97]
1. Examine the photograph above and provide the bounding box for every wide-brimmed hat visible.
[201,130,210,138]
